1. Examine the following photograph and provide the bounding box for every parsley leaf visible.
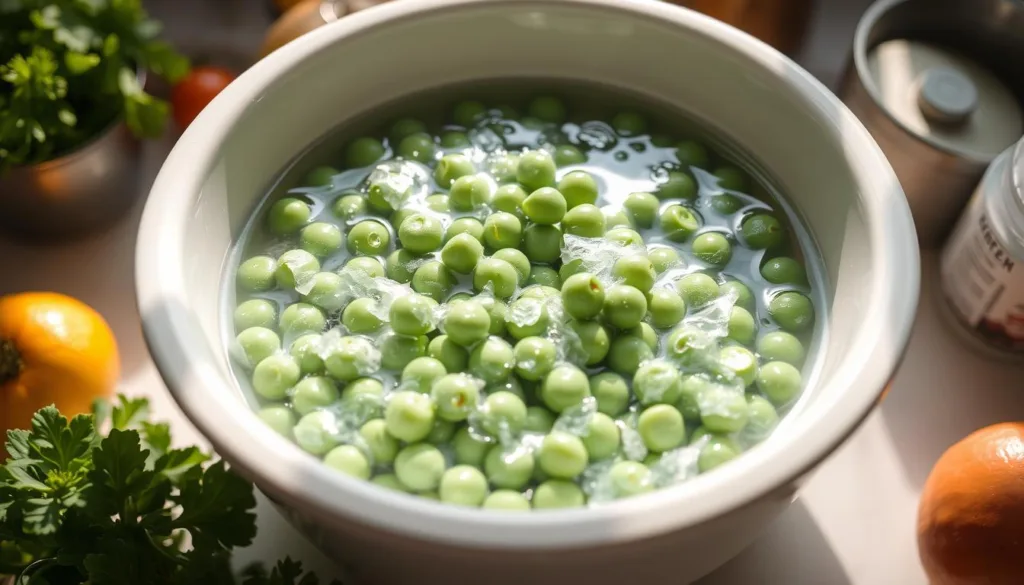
[172,460,257,550]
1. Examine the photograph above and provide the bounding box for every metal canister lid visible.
[866,39,1023,161]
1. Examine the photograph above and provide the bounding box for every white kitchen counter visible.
[3,0,1023,583]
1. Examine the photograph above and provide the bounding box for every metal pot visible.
[0,121,141,243]
[839,0,1024,247]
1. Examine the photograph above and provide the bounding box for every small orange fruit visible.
[1,292,120,450]
[918,423,1024,585]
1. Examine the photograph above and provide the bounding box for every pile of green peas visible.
[231,94,818,510]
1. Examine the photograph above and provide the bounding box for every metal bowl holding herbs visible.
[0,0,188,241]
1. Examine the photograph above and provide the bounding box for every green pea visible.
[299,222,343,258]
[379,331,429,371]
[332,192,367,221]
[342,378,385,420]
[439,465,490,507]
[428,335,469,373]
[493,248,531,285]
[397,132,436,163]
[484,446,534,490]
[711,194,743,215]
[371,473,411,492]
[540,365,591,413]
[452,100,488,127]
[493,184,528,215]
[452,427,492,467]
[676,375,707,422]
[700,386,749,433]
[323,335,378,381]
[607,335,653,376]
[721,279,755,311]
[346,137,386,168]
[714,165,749,192]
[648,288,686,329]
[395,213,442,255]
[506,297,554,340]
[347,220,391,256]
[612,255,657,293]
[757,360,803,405]
[648,246,682,274]
[553,144,587,166]
[533,479,585,509]
[473,257,519,299]
[389,117,427,143]
[394,443,446,492]
[727,306,757,345]
[656,171,697,200]
[440,131,471,149]
[524,405,556,434]
[425,193,451,213]
[522,224,563,264]
[675,273,720,308]
[483,490,531,511]
[612,111,647,136]
[761,257,807,286]
[484,212,523,250]
[675,140,710,169]
[740,213,785,250]
[385,249,418,283]
[720,345,758,386]
[292,376,339,416]
[563,203,606,237]
[697,434,742,472]
[557,171,599,209]
[274,249,319,290]
[633,360,683,405]
[427,419,457,445]
[743,395,780,443]
[236,327,280,367]
[434,154,476,188]
[606,227,645,248]
[252,354,301,400]
[692,232,733,266]
[279,302,326,336]
[401,356,448,394]
[527,96,567,124]
[659,204,700,242]
[441,232,485,275]
[537,431,589,479]
[294,411,340,456]
[637,404,686,452]
[431,373,481,422]
[590,371,630,416]
[561,273,604,320]
[469,336,515,384]
[267,197,311,235]
[622,192,660,228]
[290,333,324,375]
[258,405,296,439]
[302,272,345,311]
[445,217,485,243]
[443,300,491,346]
[603,207,634,230]
[583,413,621,460]
[411,260,455,302]
[513,336,557,381]
[237,256,277,292]
[756,331,805,365]
[359,419,400,465]
[608,460,654,498]
[602,284,648,329]
[516,150,557,192]
[487,153,520,183]
[570,320,611,366]
[389,294,437,336]
[305,165,338,187]
[768,291,814,332]
[628,322,659,351]
[449,174,493,211]
[234,299,277,331]
[479,391,528,437]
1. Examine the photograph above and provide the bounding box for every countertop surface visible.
[3,0,1023,583]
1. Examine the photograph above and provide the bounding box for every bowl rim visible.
[136,0,919,548]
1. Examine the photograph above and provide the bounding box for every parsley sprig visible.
[0,396,342,585]
[0,0,190,171]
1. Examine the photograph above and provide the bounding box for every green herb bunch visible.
[0,396,342,585]
[0,0,190,172]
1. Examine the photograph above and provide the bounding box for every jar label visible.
[941,193,1024,351]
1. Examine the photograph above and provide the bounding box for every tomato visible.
[171,66,237,129]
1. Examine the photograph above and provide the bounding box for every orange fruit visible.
[918,423,1024,585]
[1,292,120,451]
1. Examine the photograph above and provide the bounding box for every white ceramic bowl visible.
[136,1,919,583]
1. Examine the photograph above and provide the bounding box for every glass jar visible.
[940,136,1024,358]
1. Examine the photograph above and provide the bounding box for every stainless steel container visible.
[0,122,141,242]
[839,0,1024,247]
